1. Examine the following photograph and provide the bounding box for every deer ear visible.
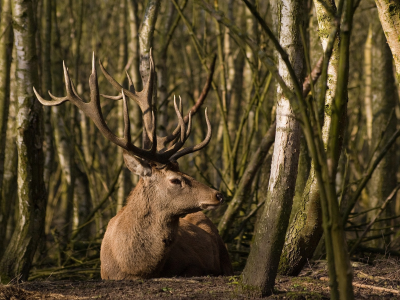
[123,151,152,177]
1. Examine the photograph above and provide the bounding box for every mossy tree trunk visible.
[0,76,17,257]
[0,0,13,254]
[279,0,341,276]
[0,0,46,282]
[242,0,306,296]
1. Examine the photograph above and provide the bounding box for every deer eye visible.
[170,178,182,186]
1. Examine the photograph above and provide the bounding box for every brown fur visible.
[100,166,233,279]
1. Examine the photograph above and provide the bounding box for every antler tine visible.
[34,87,68,106]
[100,71,136,101]
[89,52,102,108]
[160,57,216,147]
[102,94,123,100]
[98,58,155,142]
[122,90,131,143]
[186,112,192,138]
[126,71,136,93]
[169,108,212,162]
[99,61,137,103]
[63,61,75,98]
[34,60,84,107]
[174,96,186,142]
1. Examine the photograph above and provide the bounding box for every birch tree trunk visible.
[0,0,13,253]
[0,0,46,282]
[0,83,17,256]
[242,0,305,296]
[139,0,160,149]
[279,0,341,276]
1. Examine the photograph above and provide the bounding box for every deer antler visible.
[100,49,216,151]
[33,52,211,165]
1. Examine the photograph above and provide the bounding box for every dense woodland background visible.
[1,0,400,298]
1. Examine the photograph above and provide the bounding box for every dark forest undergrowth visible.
[1,257,400,299]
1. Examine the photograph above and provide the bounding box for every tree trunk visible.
[367,11,397,246]
[139,0,160,149]
[278,0,341,276]
[127,0,142,152]
[41,0,53,189]
[242,0,306,296]
[117,0,129,213]
[0,0,46,282]
[364,25,373,147]
[0,0,13,254]
[374,0,400,82]
[128,0,141,93]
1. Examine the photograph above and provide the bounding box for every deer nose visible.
[216,192,224,203]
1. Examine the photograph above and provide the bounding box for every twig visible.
[357,271,389,283]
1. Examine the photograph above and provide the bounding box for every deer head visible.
[33,50,223,216]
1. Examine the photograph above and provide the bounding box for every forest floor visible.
[1,258,400,299]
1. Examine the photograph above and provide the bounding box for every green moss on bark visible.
[0,0,46,282]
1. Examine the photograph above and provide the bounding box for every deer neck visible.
[127,178,179,218]
[119,179,180,276]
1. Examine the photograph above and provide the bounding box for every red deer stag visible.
[34,51,233,279]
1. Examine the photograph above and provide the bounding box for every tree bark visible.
[242,0,306,296]
[0,0,13,253]
[374,0,400,82]
[279,0,341,276]
[139,0,160,149]
[41,0,53,189]
[0,0,46,282]
[117,0,129,213]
